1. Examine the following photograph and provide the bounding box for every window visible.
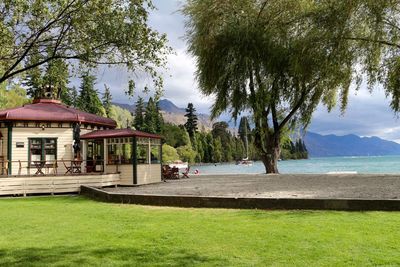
[136,144,149,164]
[151,145,161,164]
[29,138,57,164]
[107,138,132,164]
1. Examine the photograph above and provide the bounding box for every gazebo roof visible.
[80,128,162,139]
[0,99,117,128]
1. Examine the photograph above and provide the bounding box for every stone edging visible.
[80,185,400,211]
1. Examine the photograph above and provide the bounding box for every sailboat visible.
[236,121,253,166]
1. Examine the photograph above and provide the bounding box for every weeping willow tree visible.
[183,0,369,173]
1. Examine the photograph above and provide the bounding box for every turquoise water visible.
[195,155,400,174]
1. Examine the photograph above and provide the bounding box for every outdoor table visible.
[33,161,45,175]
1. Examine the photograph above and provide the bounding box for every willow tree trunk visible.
[260,133,281,174]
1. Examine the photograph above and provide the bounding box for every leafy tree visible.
[162,144,180,163]
[77,73,105,116]
[184,103,198,139]
[162,123,190,148]
[0,0,171,95]
[176,145,197,163]
[133,97,145,131]
[102,85,113,118]
[0,83,30,109]
[184,0,361,173]
[213,137,223,163]
[211,121,233,161]
[109,105,133,128]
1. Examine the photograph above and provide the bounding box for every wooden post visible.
[103,139,107,173]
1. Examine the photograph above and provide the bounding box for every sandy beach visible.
[103,174,400,200]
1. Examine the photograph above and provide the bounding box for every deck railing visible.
[0,159,112,177]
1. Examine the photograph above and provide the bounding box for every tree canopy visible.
[0,0,171,95]
[183,0,388,173]
[77,73,105,116]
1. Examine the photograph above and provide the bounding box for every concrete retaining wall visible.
[80,186,400,211]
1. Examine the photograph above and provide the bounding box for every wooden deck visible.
[0,173,120,196]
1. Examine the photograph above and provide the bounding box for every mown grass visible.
[0,196,400,266]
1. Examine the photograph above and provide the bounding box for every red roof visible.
[0,99,116,128]
[80,128,162,139]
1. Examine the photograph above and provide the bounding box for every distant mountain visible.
[304,132,400,157]
[112,99,186,114]
[158,99,186,114]
[112,99,214,131]
[112,102,134,112]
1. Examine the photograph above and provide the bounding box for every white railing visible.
[0,173,120,196]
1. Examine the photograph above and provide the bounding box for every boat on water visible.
[236,118,253,166]
[169,160,189,169]
[236,159,253,166]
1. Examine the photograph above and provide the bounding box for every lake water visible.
[195,155,400,174]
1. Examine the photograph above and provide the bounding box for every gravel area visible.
[103,174,400,200]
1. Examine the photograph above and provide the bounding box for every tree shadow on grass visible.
[0,246,227,266]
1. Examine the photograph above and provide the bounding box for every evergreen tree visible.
[24,45,43,99]
[134,97,145,131]
[155,100,164,133]
[213,137,223,163]
[69,86,79,107]
[184,103,198,139]
[102,84,113,118]
[77,73,105,116]
[143,97,158,134]
[43,58,69,99]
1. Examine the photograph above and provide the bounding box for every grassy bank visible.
[0,196,399,266]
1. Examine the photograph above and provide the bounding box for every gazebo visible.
[80,128,162,185]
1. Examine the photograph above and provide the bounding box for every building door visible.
[86,140,104,172]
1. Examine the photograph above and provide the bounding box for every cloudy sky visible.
[93,0,400,143]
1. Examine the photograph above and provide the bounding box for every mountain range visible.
[113,99,400,157]
[304,132,400,157]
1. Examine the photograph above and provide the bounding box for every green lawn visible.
[0,196,400,266]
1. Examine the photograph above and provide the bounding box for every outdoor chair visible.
[18,160,30,176]
[171,167,180,179]
[1,157,8,176]
[182,167,190,178]
[46,160,58,175]
[62,159,72,174]
[162,165,171,180]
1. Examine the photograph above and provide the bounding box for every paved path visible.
[104,174,400,200]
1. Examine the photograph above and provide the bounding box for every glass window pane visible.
[151,145,160,164]
[137,144,149,164]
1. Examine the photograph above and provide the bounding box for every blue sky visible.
[90,0,400,143]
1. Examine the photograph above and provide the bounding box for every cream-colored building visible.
[0,98,162,188]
